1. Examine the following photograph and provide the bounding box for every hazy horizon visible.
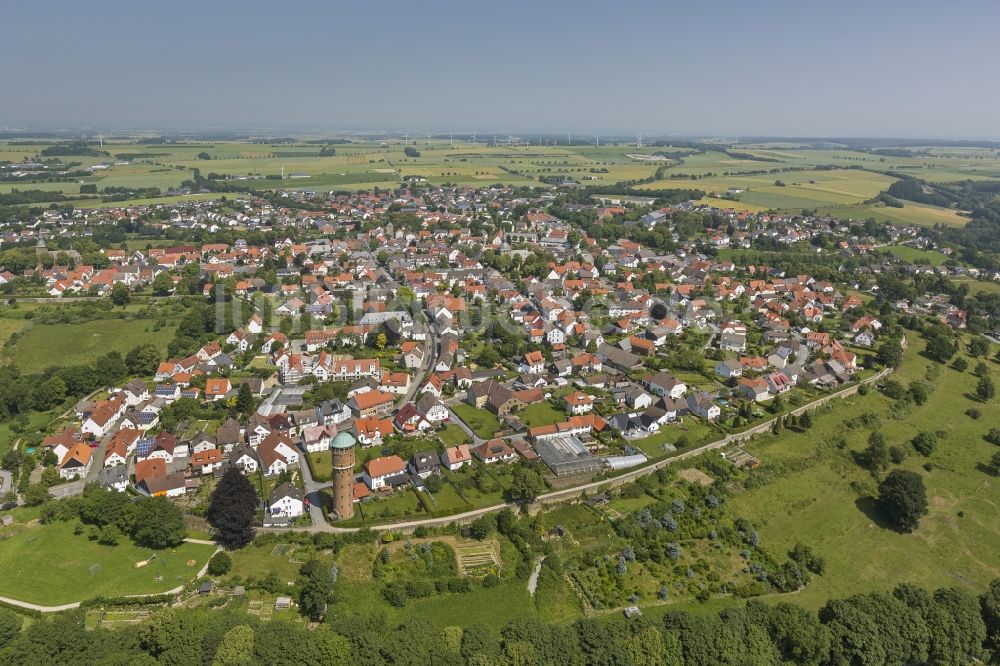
[4,0,1000,139]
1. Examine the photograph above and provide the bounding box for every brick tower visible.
[330,432,356,520]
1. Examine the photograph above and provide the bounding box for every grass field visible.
[451,403,503,439]
[0,521,215,605]
[883,245,952,266]
[5,318,177,372]
[518,401,566,428]
[726,335,1000,610]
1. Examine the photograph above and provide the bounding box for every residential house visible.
[349,390,394,418]
[354,416,394,447]
[363,455,408,491]
[473,439,516,464]
[441,445,473,471]
[268,482,304,521]
[563,391,594,415]
[645,372,687,399]
[259,432,300,476]
[738,377,771,402]
[408,450,441,479]
[58,443,93,480]
[687,392,720,420]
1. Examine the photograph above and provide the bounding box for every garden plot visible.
[455,540,501,576]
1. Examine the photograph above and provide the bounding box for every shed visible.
[275,596,292,610]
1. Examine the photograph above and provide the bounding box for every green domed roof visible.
[331,432,356,449]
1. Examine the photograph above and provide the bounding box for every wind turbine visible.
[471,133,477,145]
[595,134,600,147]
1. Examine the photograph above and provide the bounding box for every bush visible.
[912,432,937,456]
[207,551,232,576]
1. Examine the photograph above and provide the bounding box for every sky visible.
[3,0,1000,139]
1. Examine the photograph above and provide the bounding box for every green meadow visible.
[0,521,215,605]
[5,317,177,373]
[726,336,1000,610]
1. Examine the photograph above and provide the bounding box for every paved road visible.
[48,478,86,499]
[261,367,891,534]
[401,313,436,406]
[297,449,331,528]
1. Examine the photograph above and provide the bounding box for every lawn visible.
[451,403,503,439]
[518,401,567,428]
[0,521,215,605]
[305,450,332,483]
[725,336,1000,610]
[5,317,177,372]
[438,425,471,447]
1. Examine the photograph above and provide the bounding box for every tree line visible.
[1,577,999,665]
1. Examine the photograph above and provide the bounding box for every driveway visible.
[297,447,331,528]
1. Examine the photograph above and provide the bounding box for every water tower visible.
[330,432,357,520]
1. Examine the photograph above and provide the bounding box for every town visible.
[3,180,976,530]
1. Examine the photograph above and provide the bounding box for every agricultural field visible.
[818,201,970,228]
[5,139,1000,216]
[0,520,215,605]
[640,168,897,209]
[725,335,1000,610]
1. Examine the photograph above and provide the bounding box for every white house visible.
[267,482,304,520]
[81,396,127,439]
[301,424,337,453]
[363,455,407,491]
[646,373,687,399]
[259,433,299,477]
[416,393,449,424]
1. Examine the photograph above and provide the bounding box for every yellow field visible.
[819,201,969,228]
[691,197,769,213]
